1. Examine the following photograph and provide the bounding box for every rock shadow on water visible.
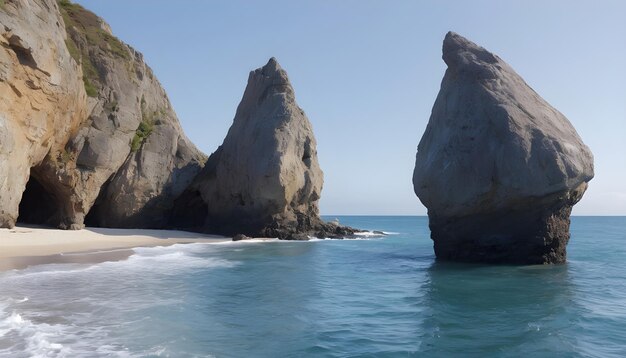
[417,261,577,356]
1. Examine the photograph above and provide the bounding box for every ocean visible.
[0,216,625,357]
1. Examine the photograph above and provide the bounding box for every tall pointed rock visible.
[174,58,350,239]
[413,32,594,264]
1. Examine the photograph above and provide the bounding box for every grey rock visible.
[0,2,362,237]
[413,32,594,264]
[60,5,206,229]
[232,234,252,241]
[175,58,354,239]
[286,233,310,241]
[0,0,205,229]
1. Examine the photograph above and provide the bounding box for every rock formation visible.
[0,0,205,229]
[0,0,355,239]
[173,58,354,239]
[0,0,87,228]
[413,32,594,264]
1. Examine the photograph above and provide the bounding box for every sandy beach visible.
[0,225,230,271]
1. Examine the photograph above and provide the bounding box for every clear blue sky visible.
[75,0,625,215]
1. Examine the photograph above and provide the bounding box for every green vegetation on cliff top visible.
[57,0,130,97]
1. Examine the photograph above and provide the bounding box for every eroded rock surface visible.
[174,58,354,239]
[1,1,354,238]
[413,32,594,264]
[0,0,205,229]
[57,1,205,229]
[0,0,87,228]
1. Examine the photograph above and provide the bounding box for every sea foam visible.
[0,243,237,357]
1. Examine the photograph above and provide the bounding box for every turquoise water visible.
[0,216,625,357]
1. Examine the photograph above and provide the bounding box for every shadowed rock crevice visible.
[413,32,594,264]
[83,173,112,228]
[6,35,38,70]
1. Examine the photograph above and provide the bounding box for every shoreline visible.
[0,225,231,271]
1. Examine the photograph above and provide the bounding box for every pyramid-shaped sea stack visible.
[173,58,354,240]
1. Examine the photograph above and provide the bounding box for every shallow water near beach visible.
[0,216,625,357]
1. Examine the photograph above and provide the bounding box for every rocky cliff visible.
[0,0,205,229]
[413,32,594,264]
[0,1,347,239]
[173,58,354,239]
[0,0,87,228]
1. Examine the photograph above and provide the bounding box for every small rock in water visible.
[232,234,252,242]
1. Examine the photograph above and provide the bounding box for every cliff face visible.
[174,58,353,239]
[57,1,206,229]
[0,0,88,228]
[0,0,205,229]
[413,32,594,264]
[0,1,351,238]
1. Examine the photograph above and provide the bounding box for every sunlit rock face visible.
[0,0,205,229]
[174,58,354,240]
[413,32,594,264]
[0,0,87,228]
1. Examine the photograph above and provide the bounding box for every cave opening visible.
[169,190,208,231]
[85,180,108,227]
[84,201,100,227]
[17,175,59,226]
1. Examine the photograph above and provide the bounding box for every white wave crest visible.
[213,238,280,245]
[1,243,237,282]
[0,310,70,357]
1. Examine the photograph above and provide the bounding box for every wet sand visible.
[0,225,230,271]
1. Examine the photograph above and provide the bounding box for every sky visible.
[74,0,626,215]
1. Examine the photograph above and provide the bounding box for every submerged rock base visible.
[429,185,586,264]
[204,211,357,241]
[261,217,357,241]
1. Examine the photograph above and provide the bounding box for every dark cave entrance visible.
[83,202,99,227]
[169,190,208,231]
[84,174,114,228]
[17,175,58,226]
[84,191,103,227]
